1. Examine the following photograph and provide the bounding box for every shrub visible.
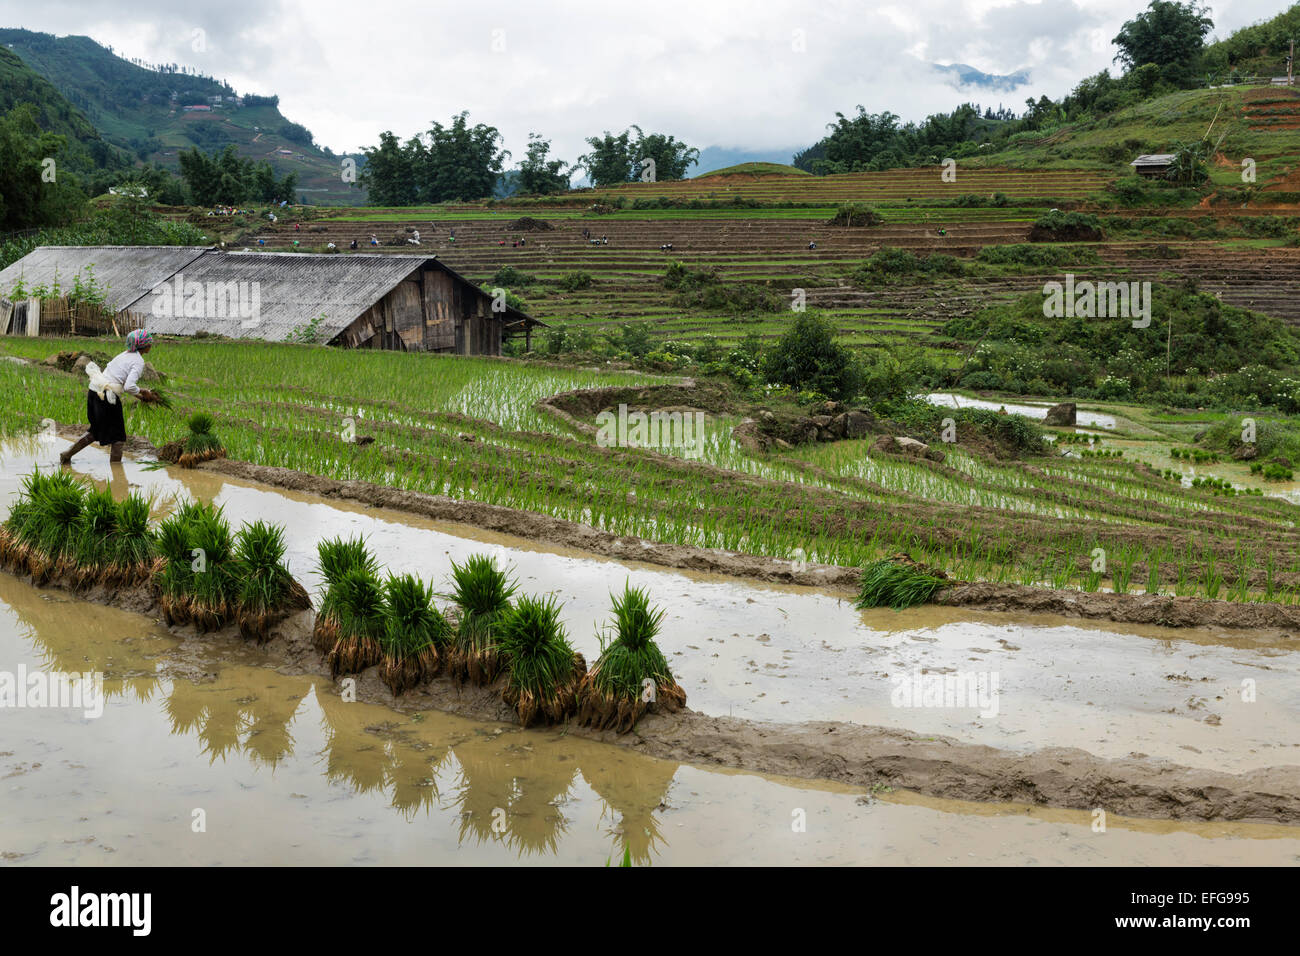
[761,313,863,402]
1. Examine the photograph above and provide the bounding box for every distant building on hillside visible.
[183,104,211,112]
[0,246,542,355]
[1129,154,1175,178]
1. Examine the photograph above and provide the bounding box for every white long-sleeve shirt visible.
[102,351,145,396]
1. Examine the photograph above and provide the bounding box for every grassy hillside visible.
[0,28,364,205]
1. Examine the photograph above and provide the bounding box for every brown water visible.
[3,440,1296,773]
[2,570,1299,865]
[3,438,1300,863]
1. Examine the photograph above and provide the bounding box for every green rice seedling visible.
[498,593,585,727]
[1145,553,1161,596]
[379,573,450,695]
[1202,551,1222,601]
[445,553,517,684]
[313,536,380,653]
[69,487,118,589]
[19,470,87,583]
[186,504,237,631]
[579,582,686,733]
[855,557,946,610]
[325,567,387,678]
[155,511,196,625]
[233,520,310,643]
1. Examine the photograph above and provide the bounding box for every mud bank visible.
[938,582,1300,631]
[9,560,1300,825]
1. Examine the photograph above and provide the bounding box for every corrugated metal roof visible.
[128,249,435,341]
[0,245,211,313]
[1130,154,1176,166]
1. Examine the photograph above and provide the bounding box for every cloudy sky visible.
[0,0,1289,163]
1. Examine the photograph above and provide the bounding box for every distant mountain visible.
[690,145,803,177]
[931,62,1030,92]
[0,28,364,205]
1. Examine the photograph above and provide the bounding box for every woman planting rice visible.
[60,329,162,465]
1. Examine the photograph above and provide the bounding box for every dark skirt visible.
[86,388,127,446]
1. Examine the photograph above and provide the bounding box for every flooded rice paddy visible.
[2,438,1299,864]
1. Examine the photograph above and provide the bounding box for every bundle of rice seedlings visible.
[177,412,226,468]
[445,553,517,685]
[65,487,116,588]
[498,593,586,728]
[155,509,196,625]
[233,520,310,643]
[185,504,237,631]
[578,583,685,733]
[313,536,380,653]
[110,494,158,587]
[324,567,386,678]
[855,557,947,610]
[5,470,88,584]
[378,573,449,695]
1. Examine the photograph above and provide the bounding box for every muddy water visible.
[2,439,1298,775]
[4,565,1300,865]
[925,392,1118,430]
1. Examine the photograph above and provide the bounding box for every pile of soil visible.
[509,216,554,231]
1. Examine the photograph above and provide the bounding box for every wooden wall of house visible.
[334,262,507,355]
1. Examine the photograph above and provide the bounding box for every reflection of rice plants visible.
[579,583,685,733]
[445,554,517,685]
[379,573,449,695]
[498,593,585,727]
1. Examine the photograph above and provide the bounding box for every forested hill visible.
[0,28,363,205]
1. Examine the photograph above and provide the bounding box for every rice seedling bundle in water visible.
[324,567,387,678]
[313,536,380,653]
[233,520,311,642]
[498,593,586,727]
[379,573,449,695]
[446,554,517,685]
[855,557,947,610]
[578,583,685,733]
[173,412,227,468]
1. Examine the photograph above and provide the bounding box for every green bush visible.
[761,313,862,402]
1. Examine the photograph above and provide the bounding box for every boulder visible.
[873,435,946,463]
[1044,402,1076,426]
[844,408,874,438]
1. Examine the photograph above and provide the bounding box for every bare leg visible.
[109,442,124,463]
[60,433,94,465]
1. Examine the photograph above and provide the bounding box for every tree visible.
[1113,1,1214,86]
[0,104,86,230]
[358,113,509,203]
[1166,139,1210,186]
[630,128,699,181]
[578,129,635,186]
[761,313,863,402]
[516,133,570,195]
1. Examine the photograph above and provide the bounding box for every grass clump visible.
[379,573,450,695]
[498,593,586,727]
[578,582,686,733]
[445,553,517,685]
[855,558,947,610]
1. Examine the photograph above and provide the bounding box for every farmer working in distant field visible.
[60,329,161,465]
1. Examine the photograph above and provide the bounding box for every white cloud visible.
[0,0,1291,162]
